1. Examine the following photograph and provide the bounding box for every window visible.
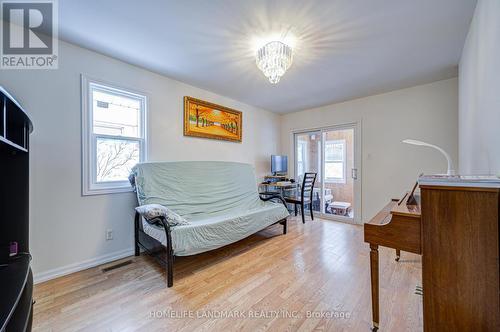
[324,139,346,183]
[82,76,147,195]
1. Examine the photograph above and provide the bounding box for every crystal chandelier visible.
[256,41,293,84]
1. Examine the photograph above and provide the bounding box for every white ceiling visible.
[59,0,477,113]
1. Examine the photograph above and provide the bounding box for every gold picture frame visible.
[183,96,243,142]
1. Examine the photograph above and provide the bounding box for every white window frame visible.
[324,139,346,184]
[81,75,148,195]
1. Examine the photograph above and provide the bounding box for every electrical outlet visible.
[106,229,113,240]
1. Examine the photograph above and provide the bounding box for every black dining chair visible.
[284,172,317,224]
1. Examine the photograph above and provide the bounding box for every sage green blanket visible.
[131,161,289,256]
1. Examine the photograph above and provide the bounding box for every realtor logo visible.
[1,0,58,69]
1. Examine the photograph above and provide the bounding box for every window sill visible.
[324,179,347,185]
[82,184,134,196]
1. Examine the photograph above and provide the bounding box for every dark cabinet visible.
[0,86,34,332]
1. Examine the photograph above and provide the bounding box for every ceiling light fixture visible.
[256,41,293,84]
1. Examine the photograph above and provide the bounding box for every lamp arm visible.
[418,142,455,175]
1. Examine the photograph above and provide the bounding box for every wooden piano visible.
[364,191,421,331]
[364,178,500,331]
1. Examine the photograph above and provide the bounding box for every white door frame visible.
[291,121,362,224]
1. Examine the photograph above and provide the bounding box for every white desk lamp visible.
[402,139,456,176]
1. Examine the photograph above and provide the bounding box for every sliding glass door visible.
[322,128,355,220]
[294,131,322,213]
[294,123,361,223]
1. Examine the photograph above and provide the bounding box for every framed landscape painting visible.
[184,96,242,142]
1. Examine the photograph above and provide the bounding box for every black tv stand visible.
[0,86,34,332]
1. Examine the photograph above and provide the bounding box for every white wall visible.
[280,78,458,221]
[0,41,281,281]
[459,0,500,175]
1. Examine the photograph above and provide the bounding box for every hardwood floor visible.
[33,216,423,332]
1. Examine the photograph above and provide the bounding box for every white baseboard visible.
[33,248,135,284]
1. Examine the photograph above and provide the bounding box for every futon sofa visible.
[130,161,289,287]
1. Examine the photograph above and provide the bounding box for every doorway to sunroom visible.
[294,123,361,224]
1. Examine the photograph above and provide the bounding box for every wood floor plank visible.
[33,216,422,332]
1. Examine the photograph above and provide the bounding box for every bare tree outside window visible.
[96,138,139,182]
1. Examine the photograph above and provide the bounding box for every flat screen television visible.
[271,155,288,174]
